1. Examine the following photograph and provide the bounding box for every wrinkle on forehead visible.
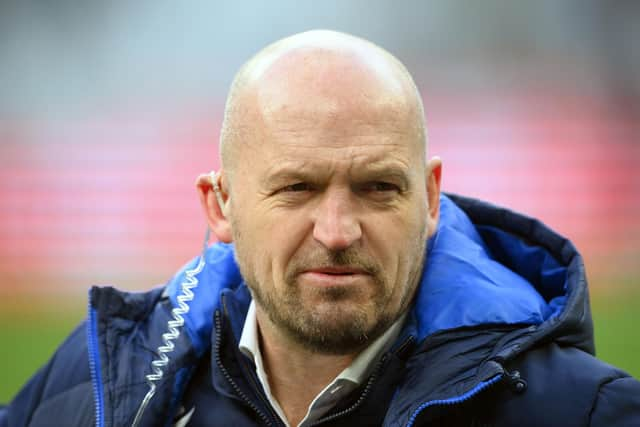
[256,137,418,192]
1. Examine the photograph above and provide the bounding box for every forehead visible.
[257,149,416,192]
[267,138,412,169]
[228,46,425,181]
[242,131,423,190]
[233,98,424,182]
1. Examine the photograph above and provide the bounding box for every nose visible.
[312,189,362,251]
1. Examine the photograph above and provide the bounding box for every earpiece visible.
[209,170,228,215]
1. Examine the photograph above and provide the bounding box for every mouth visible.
[299,266,371,286]
[305,266,369,275]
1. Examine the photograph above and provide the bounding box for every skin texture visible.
[196,30,442,425]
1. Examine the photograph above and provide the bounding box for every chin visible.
[291,304,388,348]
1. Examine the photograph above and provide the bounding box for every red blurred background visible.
[0,0,639,374]
[1,90,638,295]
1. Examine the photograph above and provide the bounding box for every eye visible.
[281,182,313,193]
[361,181,401,193]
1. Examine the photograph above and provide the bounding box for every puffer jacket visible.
[1,194,639,427]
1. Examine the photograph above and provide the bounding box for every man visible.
[1,30,639,427]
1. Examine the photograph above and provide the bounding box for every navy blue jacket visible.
[2,194,639,426]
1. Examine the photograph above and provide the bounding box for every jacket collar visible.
[165,193,586,353]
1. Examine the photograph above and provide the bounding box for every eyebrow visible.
[261,162,318,185]
[354,163,411,189]
[263,160,412,188]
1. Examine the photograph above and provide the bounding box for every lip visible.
[299,267,370,286]
[305,266,368,275]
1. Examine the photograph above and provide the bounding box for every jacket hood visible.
[165,193,594,358]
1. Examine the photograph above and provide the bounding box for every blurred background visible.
[1,0,639,402]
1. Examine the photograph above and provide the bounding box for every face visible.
[224,90,433,354]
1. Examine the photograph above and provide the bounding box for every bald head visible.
[219,30,427,182]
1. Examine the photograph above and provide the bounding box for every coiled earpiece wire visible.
[131,172,219,427]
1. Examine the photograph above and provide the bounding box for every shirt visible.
[239,301,406,427]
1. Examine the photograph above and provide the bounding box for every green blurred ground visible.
[0,290,639,404]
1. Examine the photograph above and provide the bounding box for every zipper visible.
[239,351,286,426]
[308,356,386,426]
[309,336,416,426]
[404,373,504,427]
[225,292,284,426]
[214,306,276,426]
[393,335,416,358]
[87,295,105,427]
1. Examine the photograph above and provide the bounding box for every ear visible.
[425,156,443,237]
[196,170,233,243]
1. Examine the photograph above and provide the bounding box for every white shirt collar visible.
[239,300,406,426]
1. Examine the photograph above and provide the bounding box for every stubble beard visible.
[232,229,427,355]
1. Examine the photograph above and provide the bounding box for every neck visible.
[255,308,359,426]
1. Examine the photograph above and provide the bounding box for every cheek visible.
[271,215,313,281]
[235,207,311,285]
[366,210,426,289]
[366,207,425,253]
